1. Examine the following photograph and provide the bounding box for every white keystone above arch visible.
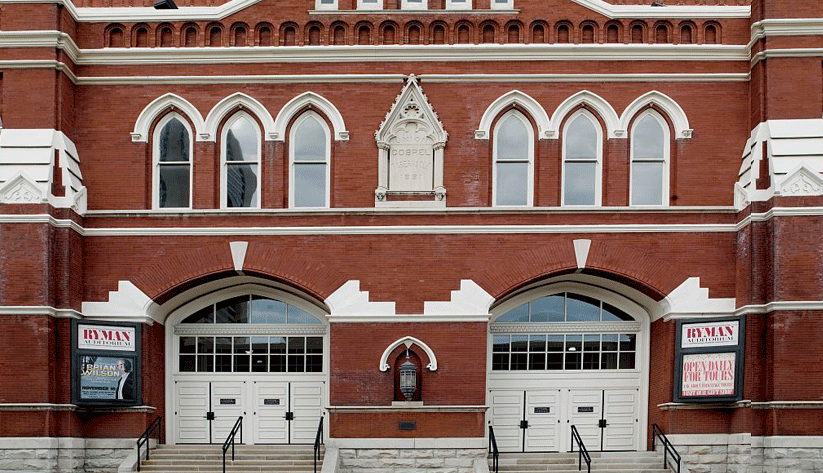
[549,90,622,139]
[273,92,349,141]
[379,336,438,372]
[475,90,552,140]
[131,93,207,142]
[204,93,277,141]
[620,91,693,139]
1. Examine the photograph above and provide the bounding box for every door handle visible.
[598,419,607,428]
[285,412,294,421]
[205,412,215,420]
[519,420,529,429]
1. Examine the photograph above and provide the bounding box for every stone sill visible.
[0,403,156,413]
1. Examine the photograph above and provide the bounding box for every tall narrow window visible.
[290,112,330,208]
[630,111,669,206]
[222,113,261,208]
[155,114,192,209]
[494,111,533,206]
[562,111,601,206]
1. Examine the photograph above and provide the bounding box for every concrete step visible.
[489,451,674,473]
[140,445,324,472]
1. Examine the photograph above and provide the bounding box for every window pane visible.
[252,354,268,372]
[632,162,664,205]
[306,337,323,354]
[602,352,618,369]
[215,337,232,354]
[620,334,636,351]
[496,162,529,206]
[564,161,596,205]
[602,334,619,351]
[251,297,286,324]
[306,355,323,372]
[511,335,528,352]
[496,115,529,162]
[565,352,581,370]
[602,303,634,322]
[180,355,195,372]
[619,352,636,369]
[530,295,564,322]
[566,294,600,321]
[159,118,190,162]
[583,353,599,370]
[288,337,305,354]
[180,337,196,353]
[529,335,546,352]
[225,117,258,162]
[270,355,286,372]
[159,164,190,208]
[226,163,259,208]
[546,335,564,352]
[288,306,321,324]
[216,355,232,372]
[288,355,305,372]
[493,335,510,352]
[565,114,598,159]
[234,337,250,354]
[197,337,215,354]
[584,334,600,352]
[251,336,268,354]
[197,354,213,372]
[294,163,327,207]
[633,115,664,159]
[565,335,582,353]
[529,353,546,370]
[234,354,250,372]
[269,337,286,354]
[511,352,528,370]
[183,306,213,324]
[294,116,327,161]
[546,353,563,370]
[216,296,249,323]
[498,304,528,322]
[492,353,509,370]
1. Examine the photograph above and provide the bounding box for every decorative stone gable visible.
[375,75,447,207]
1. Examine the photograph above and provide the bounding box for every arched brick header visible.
[130,241,348,306]
[476,239,689,303]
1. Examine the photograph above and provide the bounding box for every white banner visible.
[78,324,136,351]
[681,321,739,348]
[681,352,736,397]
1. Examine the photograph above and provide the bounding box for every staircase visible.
[491,451,674,473]
[139,444,324,472]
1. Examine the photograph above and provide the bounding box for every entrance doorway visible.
[174,379,325,445]
[488,388,640,452]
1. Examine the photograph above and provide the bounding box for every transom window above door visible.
[496,292,635,323]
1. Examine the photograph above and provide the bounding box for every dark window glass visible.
[307,355,323,372]
[620,334,636,351]
[566,294,600,321]
[511,353,528,370]
[602,352,618,369]
[180,355,196,371]
[511,335,528,352]
[583,353,599,370]
[547,335,564,352]
[498,303,528,322]
[602,303,633,321]
[584,334,600,352]
[183,305,213,324]
[197,354,213,372]
[546,353,563,370]
[180,337,196,353]
[565,352,581,370]
[270,355,286,372]
[216,296,249,323]
[619,352,635,369]
[529,335,546,352]
[493,335,509,352]
[198,337,214,354]
[216,355,232,372]
[602,334,619,351]
[492,353,510,370]
[565,335,582,353]
[252,355,268,372]
[530,295,564,322]
[215,337,232,354]
[306,337,323,354]
[529,353,546,370]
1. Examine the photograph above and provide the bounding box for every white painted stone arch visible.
[131,93,207,142]
[549,90,622,139]
[204,92,276,141]
[475,90,552,140]
[379,336,438,372]
[273,92,349,141]
[620,91,693,139]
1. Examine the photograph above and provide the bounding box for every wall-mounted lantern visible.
[399,350,418,401]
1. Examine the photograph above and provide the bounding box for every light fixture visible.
[399,349,417,401]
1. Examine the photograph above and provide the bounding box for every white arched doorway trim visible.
[163,277,330,445]
[379,336,439,372]
[487,277,651,452]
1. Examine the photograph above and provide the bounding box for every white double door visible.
[489,388,639,452]
[174,379,324,444]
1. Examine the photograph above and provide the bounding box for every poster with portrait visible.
[674,318,744,403]
[72,320,141,407]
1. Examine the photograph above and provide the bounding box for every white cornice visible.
[568,0,748,19]
[424,73,750,83]
[0,60,79,83]
[0,305,82,318]
[735,301,823,316]
[751,48,823,68]
[310,8,516,14]
[750,18,823,49]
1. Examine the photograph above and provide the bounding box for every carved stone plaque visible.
[388,121,434,192]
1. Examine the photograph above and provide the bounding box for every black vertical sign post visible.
[71,320,142,406]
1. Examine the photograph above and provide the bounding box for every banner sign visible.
[71,320,141,407]
[674,317,744,403]
[78,324,136,351]
[680,352,736,397]
[681,321,739,348]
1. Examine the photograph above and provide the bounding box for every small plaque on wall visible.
[399,421,416,431]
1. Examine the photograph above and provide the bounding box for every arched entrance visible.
[487,281,650,452]
[164,283,328,445]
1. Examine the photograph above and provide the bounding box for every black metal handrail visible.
[569,425,591,473]
[222,416,243,473]
[314,416,324,473]
[136,416,162,472]
[488,425,499,473]
[652,424,681,473]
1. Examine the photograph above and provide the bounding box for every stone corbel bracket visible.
[379,336,438,372]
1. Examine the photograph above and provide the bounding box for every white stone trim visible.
[81,280,160,324]
[423,279,493,316]
[658,277,736,320]
[379,336,438,371]
[328,437,486,448]
[273,91,348,141]
[204,92,276,141]
[778,164,823,196]
[619,91,692,139]
[573,238,591,269]
[0,172,44,204]
[568,0,748,18]
[750,18,823,50]
[0,305,82,318]
[131,93,206,142]
[229,241,248,272]
[550,90,621,139]
[475,90,551,140]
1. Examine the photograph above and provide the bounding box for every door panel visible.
[567,389,602,450]
[253,381,289,444]
[211,382,246,442]
[602,389,639,451]
[291,382,325,443]
[175,381,210,443]
[488,391,524,452]
[524,390,561,452]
